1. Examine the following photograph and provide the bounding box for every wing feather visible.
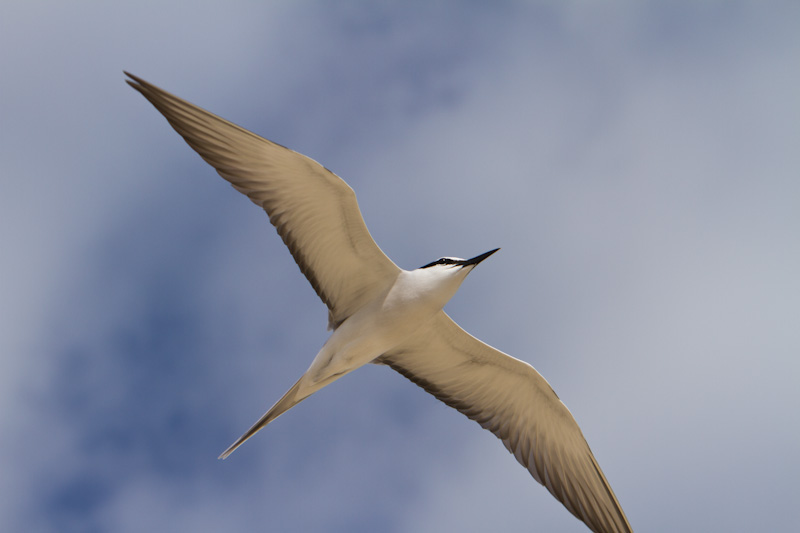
[126,73,400,325]
[378,311,632,533]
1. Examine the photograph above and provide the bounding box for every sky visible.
[1,1,799,532]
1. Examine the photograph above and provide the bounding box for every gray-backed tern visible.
[126,72,632,533]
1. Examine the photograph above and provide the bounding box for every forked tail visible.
[218,378,306,459]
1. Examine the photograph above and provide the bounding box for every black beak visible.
[459,248,500,267]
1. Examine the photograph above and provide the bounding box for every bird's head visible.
[406,248,500,308]
[418,248,500,272]
[408,247,498,300]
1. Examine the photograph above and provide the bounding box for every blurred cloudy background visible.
[2,1,798,531]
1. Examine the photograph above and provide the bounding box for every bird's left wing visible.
[377,311,632,533]
[125,73,400,327]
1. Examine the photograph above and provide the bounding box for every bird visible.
[125,72,632,533]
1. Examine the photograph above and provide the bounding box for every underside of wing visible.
[126,72,400,325]
[378,311,632,533]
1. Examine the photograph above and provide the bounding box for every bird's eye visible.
[420,258,445,269]
[419,257,463,269]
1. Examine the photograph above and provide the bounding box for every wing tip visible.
[123,70,143,88]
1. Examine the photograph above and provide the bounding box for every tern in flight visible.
[126,72,632,533]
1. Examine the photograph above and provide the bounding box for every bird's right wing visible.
[377,311,632,533]
[126,73,400,326]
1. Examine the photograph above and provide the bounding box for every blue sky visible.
[2,2,799,531]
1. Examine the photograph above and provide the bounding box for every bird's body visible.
[126,72,632,532]
[307,263,475,384]
[225,257,491,455]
